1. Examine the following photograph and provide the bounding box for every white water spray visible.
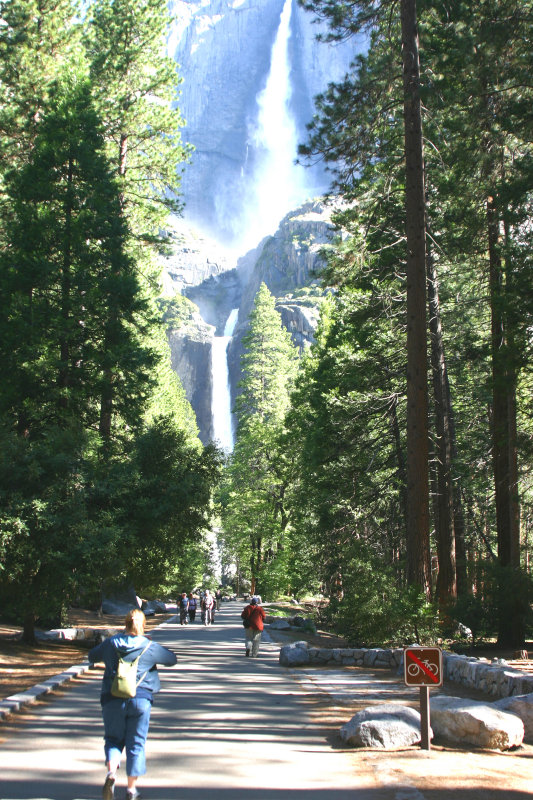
[211,308,239,452]
[238,0,311,253]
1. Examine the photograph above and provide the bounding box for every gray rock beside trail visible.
[340,704,426,749]
[495,694,533,743]
[141,600,167,615]
[431,695,524,750]
[101,599,140,616]
[269,618,292,630]
[279,642,310,667]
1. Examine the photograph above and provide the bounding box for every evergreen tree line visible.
[0,0,221,640]
[221,0,533,648]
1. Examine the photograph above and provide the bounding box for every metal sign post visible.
[404,646,443,751]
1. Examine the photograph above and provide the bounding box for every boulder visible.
[141,599,167,615]
[279,642,310,667]
[269,618,291,630]
[431,695,524,750]
[289,615,306,627]
[495,694,533,743]
[101,599,140,616]
[340,704,426,749]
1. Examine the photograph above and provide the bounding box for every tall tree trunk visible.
[22,611,36,644]
[389,391,408,535]
[487,195,519,568]
[401,0,431,596]
[502,215,521,567]
[426,247,456,606]
[59,152,73,410]
[99,132,129,440]
[487,195,522,646]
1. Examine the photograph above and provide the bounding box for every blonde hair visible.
[125,608,146,636]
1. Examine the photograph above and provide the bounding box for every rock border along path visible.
[0,662,93,720]
[278,640,533,698]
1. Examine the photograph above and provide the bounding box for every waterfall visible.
[238,0,310,253]
[211,308,239,452]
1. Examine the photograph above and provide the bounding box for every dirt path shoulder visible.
[0,608,175,700]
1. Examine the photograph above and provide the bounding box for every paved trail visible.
[0,602,390,800]
[1,603,531,800]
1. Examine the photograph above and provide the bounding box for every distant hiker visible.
[89,608,177,800]
[188,593,197,623]
[179,592,189,625]
[215,588,222,611]
[241,595,266,657]
[202,589,214,625]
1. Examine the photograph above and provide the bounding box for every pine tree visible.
[85,0,190,234]
[235,283,298,428]
[0,76,155,437]
[223,284,299,595]
[0,0,81,182]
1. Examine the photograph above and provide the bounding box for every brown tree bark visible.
[487,195,520,569]
[401,0,431,597]
[427,248,456,606]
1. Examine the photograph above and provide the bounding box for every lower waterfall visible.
[211,308,239,452]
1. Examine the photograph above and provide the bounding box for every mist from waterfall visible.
[236,0,311,254]
[211,308,239,452]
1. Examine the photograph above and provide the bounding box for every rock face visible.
[161,220,236,297]
[168,0,356,247]
[227,199,337,392]
[430,695,524,750]
[340,705,426,750]
[168,312,215,443]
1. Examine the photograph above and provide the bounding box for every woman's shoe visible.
[102,775,115,800]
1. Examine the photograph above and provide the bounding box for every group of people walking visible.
[178,588,223,626]
[89,595,266,800]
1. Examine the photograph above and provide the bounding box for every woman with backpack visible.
[89,608,177,800]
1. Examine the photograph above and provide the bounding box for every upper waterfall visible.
[168,0,356,251]
[239,0,310,253]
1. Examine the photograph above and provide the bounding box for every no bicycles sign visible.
[403,646,443,687]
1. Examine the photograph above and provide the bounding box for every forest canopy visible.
[0,0,221,640]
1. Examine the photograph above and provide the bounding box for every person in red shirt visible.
[241,596,266,657]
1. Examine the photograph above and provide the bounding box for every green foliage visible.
[235,283,299,428]
[322,554,439,648]
[158,295,200,332]
[0,76,156,436]
[220,284,299,595]
[288,0,533,646]
[0,0,216,637]
[0,423,103,625]
[448,594,488,647]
